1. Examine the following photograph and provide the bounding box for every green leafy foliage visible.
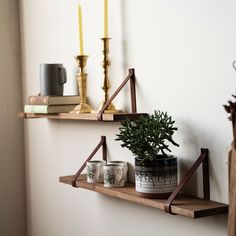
[116,110,179,162]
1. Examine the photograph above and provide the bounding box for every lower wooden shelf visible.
[59,174,228,219]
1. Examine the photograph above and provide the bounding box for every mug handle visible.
[233,61,236,71]
[116,167,124,184]
[58,67,67,84]
[96,166,100,182]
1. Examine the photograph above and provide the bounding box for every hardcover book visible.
[24,105,76,114]
[28,95,80,105]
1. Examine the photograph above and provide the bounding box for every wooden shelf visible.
[17,112,148,122]
[59,174,228,219]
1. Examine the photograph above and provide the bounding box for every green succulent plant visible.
[116,110,179,162]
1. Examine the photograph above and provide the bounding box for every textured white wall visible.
[0,0,26,235]
[20,0,236,235]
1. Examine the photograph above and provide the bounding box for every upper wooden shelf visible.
[59,174,228,219]
[17,112,148,122]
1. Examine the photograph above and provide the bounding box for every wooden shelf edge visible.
[17,112,148,122]
[59,175,228,219]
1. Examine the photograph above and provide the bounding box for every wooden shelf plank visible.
[17,112,148,122]
[59,174,228,219]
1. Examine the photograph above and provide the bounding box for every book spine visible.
[28,96,49,105]
[24,105,47,113]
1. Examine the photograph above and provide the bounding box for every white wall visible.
[0,0,26,235]
[20,0,236,235]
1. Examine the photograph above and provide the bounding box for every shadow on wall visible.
[97,194,227,235]
[176,118,228,202]
[120,0,128,73]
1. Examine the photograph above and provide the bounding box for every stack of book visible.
[24,95,80,114]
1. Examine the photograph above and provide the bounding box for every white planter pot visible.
[135,156,177,198]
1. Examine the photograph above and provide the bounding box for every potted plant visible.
[116,110,179,198]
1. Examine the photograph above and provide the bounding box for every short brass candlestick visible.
[97,38,120,113]
[70,55,92,113]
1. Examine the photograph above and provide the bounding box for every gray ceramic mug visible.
[40,63,67,96]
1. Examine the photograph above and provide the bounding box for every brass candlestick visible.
[97,38,120,113]
[70,55,92,113]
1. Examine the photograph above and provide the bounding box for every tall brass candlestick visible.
[97,38,119,113]
[70,55,92,113]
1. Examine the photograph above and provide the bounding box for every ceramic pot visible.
[135,155,177,198]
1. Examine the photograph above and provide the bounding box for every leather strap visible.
[72,136,107,187]
[98,68,136,121]
[164,148,209,214]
